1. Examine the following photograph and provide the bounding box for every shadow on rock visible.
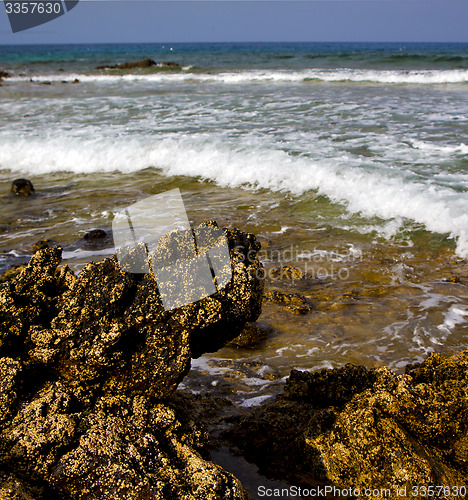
[226,358,468,498]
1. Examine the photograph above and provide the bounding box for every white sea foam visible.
[1,134,467,258]
[240,395,273,407]
[8,68,468,86]
[410,140,468,155]
[438,305,468,332]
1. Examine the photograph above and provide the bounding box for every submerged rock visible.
[83,228,107,241]
[227,353,468,497]
[264,289,313,314]
[0,222,263,499]
[96,58,156,70]
[10,179,35,197]
[157,61,182,68]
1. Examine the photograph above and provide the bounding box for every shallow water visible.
[1,168,466,407]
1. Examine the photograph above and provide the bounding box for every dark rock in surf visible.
[227,353,468,496]
[96,58,157,70]
[10,179,35,197]
[157,61,182,68]
[83,228,107,240]
[96,60,182,71]
[264,289,313,314]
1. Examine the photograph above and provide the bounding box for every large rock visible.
[96,58,156,70]
[0,222,262,499]
[10,179,35,196]
[0,384,250,500]
[228,353,468,497]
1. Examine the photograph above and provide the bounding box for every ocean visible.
[0,42,467,406]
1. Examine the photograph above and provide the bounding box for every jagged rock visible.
[0,265,25,284]
[0,222,262,499]
[30,240,54,253]
[10,179,35,197]
[227,353,468,497]
[50,394,250,500]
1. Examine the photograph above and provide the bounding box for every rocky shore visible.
[226,355,468,498]
[0,222,262,499]
[1,222,467,499]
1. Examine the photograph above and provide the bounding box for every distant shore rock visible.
[10,179,35,197]
[95,59,181,70]
[227,353,468,496]
[0,222,263,499]
[95,58,157,70]
[157,61,181,68]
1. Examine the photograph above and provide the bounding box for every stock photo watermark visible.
[3,0,79,33]
[111,189,361,310]
[237,243,362,283]
[112,188,232,311]
[257,484,468,498]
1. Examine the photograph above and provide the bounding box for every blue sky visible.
[1,1,468,44]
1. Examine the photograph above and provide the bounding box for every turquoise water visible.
[2,41,468,70]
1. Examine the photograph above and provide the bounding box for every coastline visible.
[1,41,468,497]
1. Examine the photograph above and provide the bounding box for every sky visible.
[0,0,468,44]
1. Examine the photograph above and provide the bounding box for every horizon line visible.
[1,40,468,46]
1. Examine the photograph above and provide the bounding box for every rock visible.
[80,229,110,249]
[264,290,313,314]
[72,79,80,84]
[157,61,182,68]
[0,474,41,500]
[0,265,25,284]
[0,222,262,499]
[10,179,35,197]
[83,228,107,240]
[96,58,156,70]
[30,240,53,253]
[50,394,250,500]
[227,353,468,496]
[0,70,9,82]
[226,322,272,349]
